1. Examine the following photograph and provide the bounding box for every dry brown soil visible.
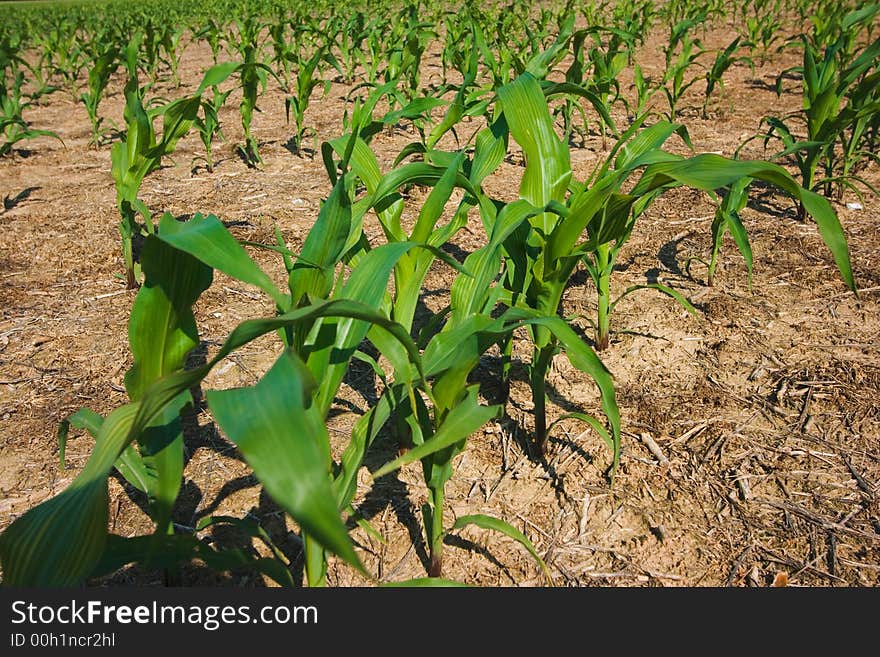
[1,15,878,586]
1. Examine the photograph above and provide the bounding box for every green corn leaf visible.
[207,349,365,575]
[305,241,429,415]
[610,283,699,315]
[372,386,499,480]
[547,412,614,452]
[451,514,550,583]
[124,236,211,531]
[630,155,855,291]
[542,81,617,137]
[154,94,200,156]
[498,72,571,234]
[124,236,212,399]
[58,407,103,468]
[157,213,287,307]
[380,577,468,587]
[289,174,353,306]
[59,408,149,493]
[470,115,509,192]
[196,61,240,95]
[450,199,544,320]
[334,389,393,509]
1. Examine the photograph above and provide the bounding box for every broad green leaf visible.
[498,72,571,235]
[380,577,468,587]
[630,155,855,291]
[207,349,365,574]
[372,386,499,480]
[157,213,286,307]
[196,61,239,95]
[288,174,352,306]
[124,236,211,399]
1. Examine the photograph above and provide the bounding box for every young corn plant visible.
[585,26,634,147]
[112,63,236,287]
[703,177,752,288]
[80,43,119,145]
[193,83,232,173]
[762,25,880,214]
[0,119,439,585]
[702,37,753,117]
[490,72,855,457]
[660,16,705,121]
[744,10,783,65]
[229,16,272,167]
[316,97,570,579]
[194,18,226,65]
[284,44,339,154]
[142,124,458,583]
[158,23,188,88]
[1,70,62,157]
[630,63,660,119]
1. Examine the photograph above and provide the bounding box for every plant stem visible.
[427,485,444,577]
[499,334,513,409]
[119,204,138,289]
[531,343,555,455]
[303,533,327,587]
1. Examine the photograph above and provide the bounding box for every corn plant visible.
[585,26,634,146]
[762,18,880,214]
[333,12,367,84]
[702,37,753,116]
[158,23,188,87]
[1,71,61,157]
[193,83,232,173]
[229,17,272,167]
[194,18,226,65]
[630,63,660,118]
[744,7,783,64]
[111,63,236,287]
[703,177,751,288]
[268,12,295,92]
[284,43,339,154]
[39,22,87,100]
[487,72,854,457]
[660,15,705,121]
[79,43,119,145]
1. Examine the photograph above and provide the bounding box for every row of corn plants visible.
[0,41,857,581]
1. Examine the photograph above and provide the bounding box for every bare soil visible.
[1,16,878,587]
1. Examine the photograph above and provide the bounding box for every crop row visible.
[0,0,875,585]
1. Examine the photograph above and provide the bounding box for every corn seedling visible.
[285,43,339,154]
[229,17,273,167]
[193,83,232,172]
[761,11,880,214]
[80,43,119,145]
[1,70,61,157]
[660,15,705,121]
[702,37,753,117]
[111,62,236,287]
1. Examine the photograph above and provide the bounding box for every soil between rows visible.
[1,16,878,586]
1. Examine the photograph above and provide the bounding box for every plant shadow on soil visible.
[2,186,40,212]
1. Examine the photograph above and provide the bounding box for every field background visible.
[1,0,878,586]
